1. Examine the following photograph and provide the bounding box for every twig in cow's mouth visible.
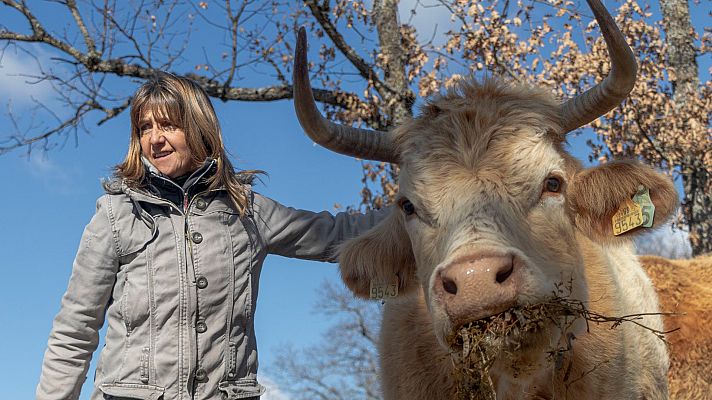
[446,295,681,400]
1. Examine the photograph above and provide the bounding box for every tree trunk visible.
[366,0,413,208]
[659,0,699,99]
[373,0,413,125]
[681,166,711,256]
[659,0,710,255]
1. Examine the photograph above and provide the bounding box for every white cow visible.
[292,0,678,398]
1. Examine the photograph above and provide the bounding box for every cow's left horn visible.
[293,27,398,163]
[560,0,637,133]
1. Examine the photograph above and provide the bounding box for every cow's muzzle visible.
[434,253,522,327]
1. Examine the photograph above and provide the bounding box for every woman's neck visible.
[171,172,193,189]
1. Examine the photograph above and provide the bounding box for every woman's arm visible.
[36,196,120,400]
[254,193,390,262]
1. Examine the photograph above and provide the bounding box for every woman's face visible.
[139,110,197,178]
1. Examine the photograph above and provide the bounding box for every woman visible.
[36,72,384,400]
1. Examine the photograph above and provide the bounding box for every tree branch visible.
[303,0,393,97]
[631,109,672,164]
[64,0,98,56]
[1,0,88,63]
[0,99,95,155]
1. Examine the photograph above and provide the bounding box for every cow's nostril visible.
[496,262,514,284]
[442,276,458,295]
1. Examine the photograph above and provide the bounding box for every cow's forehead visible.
[394,80,568,202]
[394,80,564,173]
[393,78,563,158]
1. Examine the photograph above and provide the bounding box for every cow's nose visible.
[434,254,520,325]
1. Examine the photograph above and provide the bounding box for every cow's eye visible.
[544,176,562,193]
[398,198,416,216]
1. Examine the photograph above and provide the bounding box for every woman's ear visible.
[567,160,678,244]
[338,211,418,298]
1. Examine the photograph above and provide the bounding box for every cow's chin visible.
[442,301,586,376]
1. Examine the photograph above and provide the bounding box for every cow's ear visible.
[338,211,418,299]
[567,160,678,243]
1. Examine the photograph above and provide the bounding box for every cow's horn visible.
[560,0,637,133]
[293,27,398,163]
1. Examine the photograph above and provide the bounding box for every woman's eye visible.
[399,199,416,216]
[544,176,562,193]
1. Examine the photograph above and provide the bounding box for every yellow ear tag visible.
[632,185,655,228]
[612,197,644,236]
[370,279,399,300]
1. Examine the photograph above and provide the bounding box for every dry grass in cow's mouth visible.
[446,300,571,400]
[446,295,677,400]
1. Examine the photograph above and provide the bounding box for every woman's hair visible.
[114,72,258,216]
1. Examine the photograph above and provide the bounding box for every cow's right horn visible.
[559,0,637,133]
[293,27,398,163]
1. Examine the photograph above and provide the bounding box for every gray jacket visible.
[37,167,384,400]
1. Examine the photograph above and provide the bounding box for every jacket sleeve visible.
[36,196,120,400]
[253,193,390,262]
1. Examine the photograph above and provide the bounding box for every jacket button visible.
[227,371,236,380]
[195,198,208,210]
[196,276,208,289]
[194,368,207,382]
[196,321,207,333]
[191,232,203,244]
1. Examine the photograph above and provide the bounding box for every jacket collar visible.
[130,157,217,209]
[141,156,216,191]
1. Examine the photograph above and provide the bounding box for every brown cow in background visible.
[642,254,712,400]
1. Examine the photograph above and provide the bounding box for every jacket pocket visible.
[99,382,164,400]
[119,268,151,334]
[220,211,254,323]
[116,208,157,258]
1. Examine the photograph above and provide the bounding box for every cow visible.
[291,0,679,398]
[641,255,712,400]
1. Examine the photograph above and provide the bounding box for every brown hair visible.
[114,72,258,216]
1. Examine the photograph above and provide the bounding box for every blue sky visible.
[0,1,705,399]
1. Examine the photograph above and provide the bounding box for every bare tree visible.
[273,280,381,400]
